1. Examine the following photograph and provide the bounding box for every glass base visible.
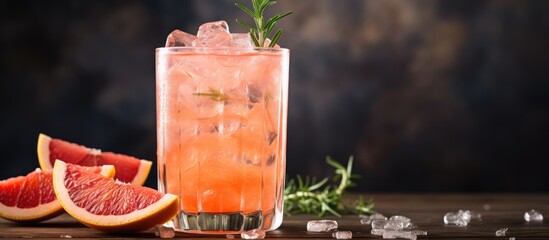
[168,210,277,234]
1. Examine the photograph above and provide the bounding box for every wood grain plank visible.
[0,194,547,239]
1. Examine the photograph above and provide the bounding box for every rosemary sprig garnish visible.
[235,0,293,47]
[193,87,229,102]
[284,156,374,217]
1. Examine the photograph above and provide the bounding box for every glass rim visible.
[156,46,289,53]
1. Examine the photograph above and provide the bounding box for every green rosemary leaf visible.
[283,156,375,217]
[326,156,346,171]
[269,29,283,47]
[250,31,260,47]
[235,3,255,18]
[193,87,229,102]
[236,0,292,47]
[236,19,255,31]
[259,1,275,17]
[308,177,328,191]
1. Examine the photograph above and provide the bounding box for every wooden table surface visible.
[1,194,548,239]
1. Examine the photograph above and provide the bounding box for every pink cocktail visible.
[156,31,289,233]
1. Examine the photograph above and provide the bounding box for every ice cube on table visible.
[360,218,372,225]
[389,215,411,223]
[226,234,235,239]
[385,219,406,230]
[371,219,388,230]
[456,209,482,220]
[241,229,266,239]
[60,235,72,238]
[232,33,253,48]
[382,230,417,240]
[369,213,388,220]
[307,220,338,232]
[194,21,233,47]
[332,231,353,239]
[411,230,427,236]
[444,211,469,227]
[154,225,175,238]
[457,210,472,222]
[360,212,387,225]
[371,229,384,236]
[165,29,196,47]
[524,209,543,222]
[495,228,508,237]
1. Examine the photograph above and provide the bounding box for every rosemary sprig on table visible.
[284,156,374,217]
[235,0,293,47]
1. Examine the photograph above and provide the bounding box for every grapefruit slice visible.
[52,160,178,232]
[37,133,152,185]
[0,166,114,222]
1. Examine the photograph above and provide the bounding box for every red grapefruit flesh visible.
[52,160,178,232]
[0,166,113,222]
[37,133,152,185]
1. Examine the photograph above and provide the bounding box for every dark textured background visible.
[1,0,548,192]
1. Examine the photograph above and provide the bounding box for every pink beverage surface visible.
[156,49,288,214]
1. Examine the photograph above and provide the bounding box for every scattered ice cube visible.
[509,237,516,240]
[232,33,253,48]
[154,225,175,239]
[411,230,427,236]
[389,215,411,223]
[388,215,413,229]
[371,229,384,236]
[360,218,372,225]
[444,212,468,226]
[370,213,388,220]
[307,220,338,232]
[443,209,481,227]
[371,219,388,229]
[456,209,481,220]
[60,235,72,238]
[368,214,426,238]
[382,230,417,240]
[385,219,406,230]
[226,234,235,239]
[495,228,508,237]
[371,215,418,231]
[456,210,472,222]
[524,209,543,222]
[332,231,353,239]
[360,212,387,225]
[165,29,196,47]
[483,204,491,210]
[241,229,265,239]
[194,21,233,47]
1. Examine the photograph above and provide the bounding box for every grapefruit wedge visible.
[0,166,114,222]
[52,160,178,232]
[37,133,152,185]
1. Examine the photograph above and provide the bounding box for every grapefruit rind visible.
[37,133,53,170]
[0,199,63,223]
[37,133,153,186]
[133,160,153,186]
[52,160,178,232]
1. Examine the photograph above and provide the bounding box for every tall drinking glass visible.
[155,47,289,234]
